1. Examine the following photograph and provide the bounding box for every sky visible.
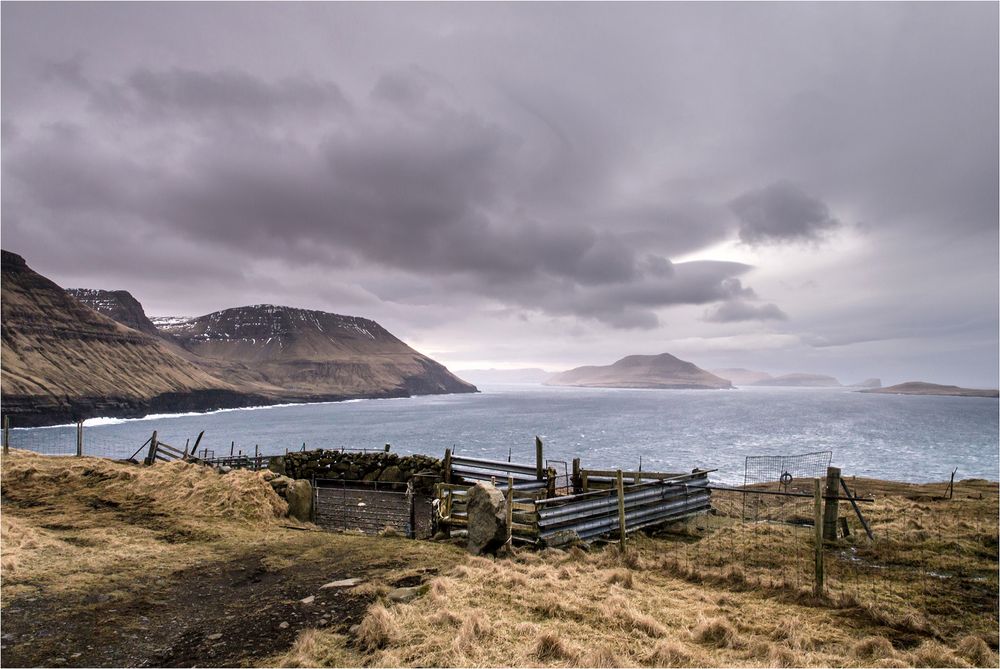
[2,3,998,387]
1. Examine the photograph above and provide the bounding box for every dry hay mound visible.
[1,449,287,522]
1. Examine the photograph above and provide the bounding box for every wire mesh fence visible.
[660,475,999,642]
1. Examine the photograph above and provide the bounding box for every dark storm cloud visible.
[2,61,765,328]
[703,300,789,324]
[729,182,840,246]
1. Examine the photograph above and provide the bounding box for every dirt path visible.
[2,540,449,667]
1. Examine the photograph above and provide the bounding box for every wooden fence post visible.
[3,416,9,455]
[823,467,841,542]
[616,469,627,550]
[384,443,391,452]
[145,431,158,466]
[814,478,824,597]
[76,421,83,457]
[571,458,581,493]
[192,431,204,459]
[535,436,544,480]
[506,475,514,544]
[546,467,557,498]
[443,448,452,484]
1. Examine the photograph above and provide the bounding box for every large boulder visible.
[466,482,508,555]
[286,479,313,522]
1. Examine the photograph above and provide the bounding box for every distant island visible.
[750,373,842,387]
[455,368,554,385]
[545,353,732,390]
[710,368,773,386]
[862,382,999,398]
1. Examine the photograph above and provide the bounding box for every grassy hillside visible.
[2,450,995,667]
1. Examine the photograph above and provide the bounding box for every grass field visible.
[2,449,996,667]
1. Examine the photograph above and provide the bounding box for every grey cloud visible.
[3,65,764,329]
[2,3,995,382]
[704,300,789,323]
[59,65,352,120]
[730,182,840,245]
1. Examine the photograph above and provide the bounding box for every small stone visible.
[387,585,426,603]
[320,578,360,589]
[318,618,328,626]
[299,595,315,605]
[349,624,360,634]
[279,621,290,629]
[206,633,222,641]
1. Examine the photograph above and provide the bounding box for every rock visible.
[387,585,427,603]
[318,618,328,626]
[349,624,361,634]
[320,578,361,589]
[279,621,290,630]
[286,479,313,522]
[379,465,402,483]
[206,633,223,641]
[543,529,582,548]
[299,595,315,604]
[465,482,508,555]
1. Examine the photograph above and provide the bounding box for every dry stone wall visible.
[269,449,445,494]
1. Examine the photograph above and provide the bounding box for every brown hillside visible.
[1,251,267,426]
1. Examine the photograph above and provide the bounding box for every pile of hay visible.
[1,449,288,522]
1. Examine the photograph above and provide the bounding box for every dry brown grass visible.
[5,451,996,668]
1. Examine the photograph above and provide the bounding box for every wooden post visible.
[75,421,83,457]
[506,475,514,543]
[571,458,581,493]
[535,436,544,480]
[840,478,874,541]
[814,478,824,597]
[145,431,158,466]
[582,472,589,492]
[546,467,557,498]
[443,448,452,484]
[823,467,841,542]
[230,441,235,457]
[192,431,204,459]
[3,416,9,455]
[384,443,391,452]
[616,469,627,550]
[947,467,957,499]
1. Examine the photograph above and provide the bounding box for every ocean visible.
[9,385,998,485]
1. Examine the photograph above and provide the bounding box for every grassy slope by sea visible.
[1,450,996,667]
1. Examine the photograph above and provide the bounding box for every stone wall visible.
[269,450,445,494]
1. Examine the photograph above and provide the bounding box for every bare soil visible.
[1,533,451,668]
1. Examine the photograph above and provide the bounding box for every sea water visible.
[9,385,998,484]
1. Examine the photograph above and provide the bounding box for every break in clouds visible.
[2,2,997,383]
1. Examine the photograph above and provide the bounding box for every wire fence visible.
[2,421,392,462]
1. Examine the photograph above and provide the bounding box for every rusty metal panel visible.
[313,481,414,537]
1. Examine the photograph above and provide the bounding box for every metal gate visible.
[312,479,434,539]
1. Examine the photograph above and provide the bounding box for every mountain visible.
[750,373,842,387]
[545,353,732,390]
[851,378,882,389]
[2,251,476,426]
[710,368,773,386]
[861,382,998,398]
[66,288,164,338]
[157,305,476,398]
[456,368,555,385]
[1,251,265,426]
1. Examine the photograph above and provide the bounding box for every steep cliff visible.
[159,305,476,398]
[1,251,266,426]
